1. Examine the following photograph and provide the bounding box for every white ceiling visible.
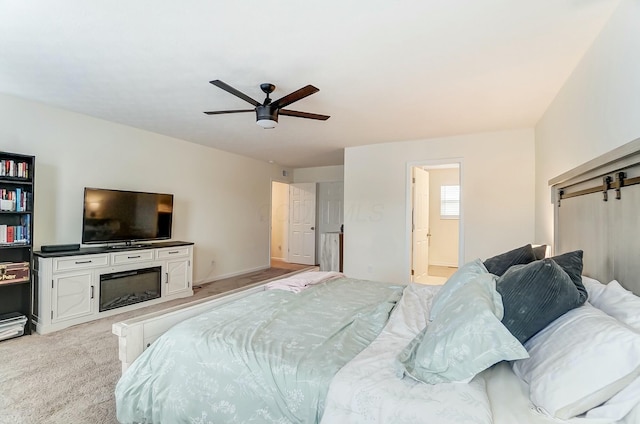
[0,1,620,168]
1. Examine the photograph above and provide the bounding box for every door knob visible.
[311,227,315,230]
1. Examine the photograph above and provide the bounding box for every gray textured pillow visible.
[497,258,586,344]
[550,250,587,304]
[533,245,547,260]
[484,244,537,276]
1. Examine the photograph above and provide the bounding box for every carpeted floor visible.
[0,265,312,424]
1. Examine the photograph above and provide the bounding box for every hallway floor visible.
[416,265,458,285]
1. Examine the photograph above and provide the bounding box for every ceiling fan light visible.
[257,119,278,129]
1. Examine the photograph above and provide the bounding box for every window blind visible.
[440,185,460,218]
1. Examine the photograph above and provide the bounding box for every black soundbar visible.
[41,244,81,253]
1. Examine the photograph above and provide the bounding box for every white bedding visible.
[264,271,344,292]
[322,283,640,424]
[321,283,492,424]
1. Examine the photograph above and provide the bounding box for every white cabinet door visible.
[165,259,190,296]
[52,271,94,322]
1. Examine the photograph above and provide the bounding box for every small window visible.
[440,185,460,219]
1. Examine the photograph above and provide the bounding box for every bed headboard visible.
[550,137,640,296]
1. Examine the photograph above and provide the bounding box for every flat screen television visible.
[82,188,173,245]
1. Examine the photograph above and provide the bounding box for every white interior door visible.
[412,167,430,283]
[288,183,317,265]
[317,181,344,259]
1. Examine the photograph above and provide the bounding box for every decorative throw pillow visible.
[496,258,585,344]
[549,250,587,304]
[428,259,488,321]
[532,245,547,260]
[513,303,640,419]
[483,244,536,276]
[397,273,528,384]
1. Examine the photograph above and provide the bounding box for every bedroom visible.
[0,0,639,423]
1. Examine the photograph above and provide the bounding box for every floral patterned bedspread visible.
[115,278,404,424]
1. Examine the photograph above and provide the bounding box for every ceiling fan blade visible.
[280,109,330,121]
[271,85,319,109]
[209,80,260,107]
[203,109,254,115]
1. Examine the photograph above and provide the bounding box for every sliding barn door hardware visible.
[557,169,640,205]
[603,175,612,201]
[556,176,611,206]
[615,172,626,200]
[557,189,564,208]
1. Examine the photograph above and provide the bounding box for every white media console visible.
[33,241,194,334]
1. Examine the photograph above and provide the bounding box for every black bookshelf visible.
[0,151,35,338]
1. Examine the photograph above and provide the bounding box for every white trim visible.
[405,158,464,283]
[203,265,270,284]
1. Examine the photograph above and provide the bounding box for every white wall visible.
[535,0,640,248]
[293,165,344,183]
[0,93,293,284]
[427,168,459,267]
[344,128,535,283]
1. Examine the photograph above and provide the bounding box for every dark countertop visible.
[34,241,193,258]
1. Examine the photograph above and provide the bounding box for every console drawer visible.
[156,247,190,260]
[111,250,155,265]
[53,254,109,272]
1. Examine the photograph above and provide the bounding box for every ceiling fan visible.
[204,80,330,129]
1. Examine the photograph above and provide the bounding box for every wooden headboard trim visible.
[549,137,640,187]
[550,137,640,295]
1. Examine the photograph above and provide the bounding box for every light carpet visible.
[0,266,312,424]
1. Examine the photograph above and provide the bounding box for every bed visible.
[113,138,640,424]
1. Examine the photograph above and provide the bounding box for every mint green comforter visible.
[115,278,404,424]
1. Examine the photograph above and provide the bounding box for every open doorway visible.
[271,181,290,268]
[410,162,461,284]
[270,181,318,268]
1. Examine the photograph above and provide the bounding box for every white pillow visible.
[585,280,640,420]
[582,275,607,304]
[587,375,640,421]
[589,280,640,331]
[512,303,640,420]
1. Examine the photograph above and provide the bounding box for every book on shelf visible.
[0,188,30,212]
[0,216,30,245]
[0,262,30,284]
[15,188,21,212]
[0,159,30,179]
[24,214,30,243]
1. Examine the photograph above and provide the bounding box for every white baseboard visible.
[196,264,270,285]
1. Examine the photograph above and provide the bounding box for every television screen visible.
[82,188,173,244]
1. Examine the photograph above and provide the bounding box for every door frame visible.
[269,180,291,263]
[405,158,464,282]
[287,182,317,265]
